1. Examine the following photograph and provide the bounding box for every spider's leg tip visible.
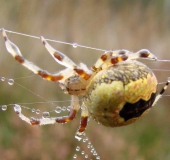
[40,36,46,45]
[1,28,7,39]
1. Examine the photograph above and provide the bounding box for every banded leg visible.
[92,49,157,71]
[41,36,92,80]
[152,77,170,106]
[2,29,74,82]
[14,95,80,125]
[41,36,77,69]
[75,103,89,140]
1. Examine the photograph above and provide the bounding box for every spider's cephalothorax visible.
[2,28,170,140]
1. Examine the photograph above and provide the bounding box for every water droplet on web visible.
[91,148,94,153]
[31,108,35,112]
[73,154,77,159]
[62,106,66,111]
[88,141,91,145]
[1,105,7,111]
[72,43,78,48]
[55,106,61,113]
[81,151,85,155]
[87,144,91,148]
[96,156,100,159]
[168,77,170,82]
[75,135,82,141]
[1,77,5,81]
[93,150,97,156]
[85,154,88,158]
[13,104,21,113]
[8,79,14,85]
[67,106,71,111]
[76,146,80,151]
[42,111,50,118]
[36,109,40,114]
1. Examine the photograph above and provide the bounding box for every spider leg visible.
[152,78,170,106]
[14,95,80,125]
[41,36,92,80]
[92,49,157,71]
[40,36,77,69]
[2,29,76,82]
[2,29,92,81]
[75,103,89,140]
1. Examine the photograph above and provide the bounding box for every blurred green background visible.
[0,0,170,160]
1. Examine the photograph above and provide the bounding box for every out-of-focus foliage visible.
[0,0,170,160]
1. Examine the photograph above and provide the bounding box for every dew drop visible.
[91,148,94,153]
[168,77,170,82]
[75,135,82,141]
[96,156,100,159]
[83,138,86,143]
[87,144,91,148]
[31,108,35,112]
[85,154,88,159]
[55,106,61,113]
[73,154,77,159]
[93,151,97,156]
[8,79,14,85]
[36,109,40,114]
[88,141,91,145]
[42,111,50,118]
[62,106,66,111]
[13,104,21,113]
[1,77,5,81]
[81,151,85,155]
[1,105,7,111]
[67,106,71,111]
[76,146,80,151]
[72,43,78,48]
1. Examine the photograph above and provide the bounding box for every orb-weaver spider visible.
[1,28,169,140]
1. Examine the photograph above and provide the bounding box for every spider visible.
[1,28,170,140]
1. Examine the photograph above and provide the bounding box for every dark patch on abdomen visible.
[119,93,156,121]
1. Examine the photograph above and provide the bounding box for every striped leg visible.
[152,78,170,106]
[40,36,77,69]
[41,36,92,80]
[75,103,89,140]
[2,28,92,81]
[2,29,74,82]
[14,95,80,125]
[92,49,157,71]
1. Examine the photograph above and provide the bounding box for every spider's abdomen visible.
[84,61,157,127]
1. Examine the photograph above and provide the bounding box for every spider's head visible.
[59,74,88,96]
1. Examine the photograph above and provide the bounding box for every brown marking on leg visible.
[15,55,25,63]
[38,70,63,81]
[74,68,91,80]
[111,55,128,65]
[53,52,63,61]
[55,109,77,123]
[77,116,88,133]
[30,117,40,125]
